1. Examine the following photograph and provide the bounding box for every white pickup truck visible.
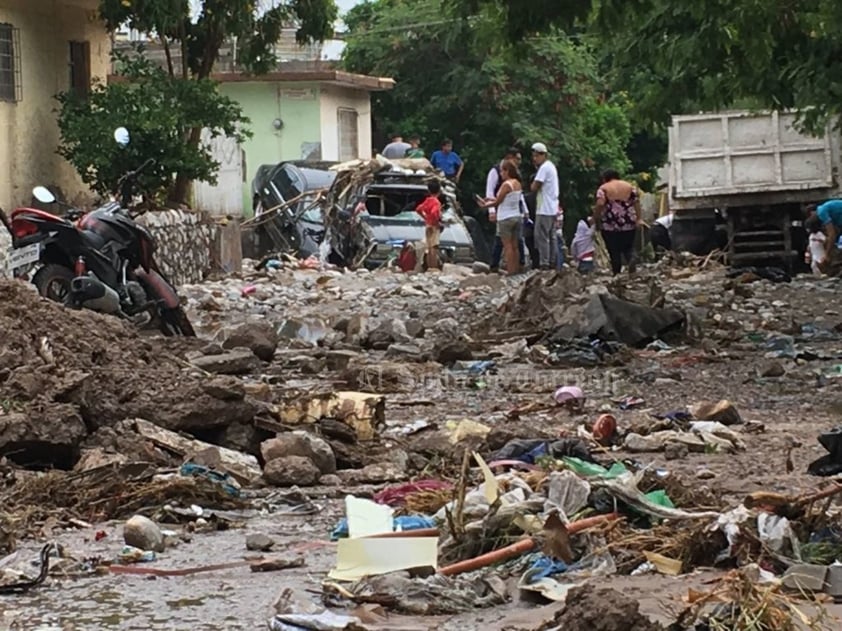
[668,110,842,267]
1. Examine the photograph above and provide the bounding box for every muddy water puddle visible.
[3,511,340,631]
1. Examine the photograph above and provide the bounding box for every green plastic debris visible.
[562,457,628,479]
[643,489,675,509]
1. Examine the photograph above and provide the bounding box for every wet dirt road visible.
[3,266,842,630]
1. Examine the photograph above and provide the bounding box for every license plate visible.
[7,243,40,271]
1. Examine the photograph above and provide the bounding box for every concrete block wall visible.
[136,209,218,287]
[0,227,10,277]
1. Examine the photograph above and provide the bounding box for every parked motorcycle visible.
[1,127,195,336]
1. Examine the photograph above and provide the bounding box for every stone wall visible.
[0,226,10,277]
[137,209,218,287]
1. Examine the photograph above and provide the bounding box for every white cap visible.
[531,142,548,154]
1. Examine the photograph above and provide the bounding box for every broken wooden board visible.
[272,391,385,441]
[131,419,261,485]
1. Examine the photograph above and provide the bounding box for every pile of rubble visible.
[1,256,841,629]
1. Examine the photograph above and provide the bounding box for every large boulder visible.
[261,431,336,474]
[433,339,473,364]
[223,321,279,362]
[364,319,410,350]
[123,515,165,552]
[0,406,86,469]
[263,456,321,487]
[190,349,260,375]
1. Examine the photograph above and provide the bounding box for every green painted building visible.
[194,67,394,217]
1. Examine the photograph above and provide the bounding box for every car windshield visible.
[363,184,430,218]
[271,167,305,201]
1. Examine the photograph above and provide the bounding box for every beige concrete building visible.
[0,0,109,211]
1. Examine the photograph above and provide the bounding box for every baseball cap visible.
[531,142,548,154]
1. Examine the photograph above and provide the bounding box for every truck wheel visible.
[671,213,716,255]
[32,265,74,305]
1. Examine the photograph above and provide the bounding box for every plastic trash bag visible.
[808,427,842,477]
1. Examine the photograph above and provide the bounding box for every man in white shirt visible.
[530,142,560,270]
[382,134,411,159]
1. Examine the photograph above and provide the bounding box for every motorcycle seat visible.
[10,208,72,225]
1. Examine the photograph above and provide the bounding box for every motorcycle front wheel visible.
[32,264,74,305]
[158,306,196,337]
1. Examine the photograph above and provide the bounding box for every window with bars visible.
[337,108,359,162]
[0,23,21,103]
[69,41,91,99]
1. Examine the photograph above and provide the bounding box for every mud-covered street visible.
[2,258,842,630]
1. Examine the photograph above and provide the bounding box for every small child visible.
[415,181,443,271]
[570,217,596,273]
[807,225,827,275]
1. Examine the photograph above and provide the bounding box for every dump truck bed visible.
[669,111,841,209]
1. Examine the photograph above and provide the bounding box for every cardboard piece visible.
[328,537,438,582]
[346,496,394,539]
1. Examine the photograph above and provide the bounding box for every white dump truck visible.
[668,110,842,268]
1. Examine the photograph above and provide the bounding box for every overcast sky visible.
[336,0,363,15]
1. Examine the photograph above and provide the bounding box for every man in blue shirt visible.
[430,139,464,182]
[807,199,842,270]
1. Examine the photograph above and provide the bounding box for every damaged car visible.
[323,157,478,268]
[248,157,480,269]
[248,161,337,259]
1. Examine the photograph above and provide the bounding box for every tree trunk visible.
[170,126,203,204]
[169,19,223,204]
[161,37,175,78]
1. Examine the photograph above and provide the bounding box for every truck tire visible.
[671,213,716,255]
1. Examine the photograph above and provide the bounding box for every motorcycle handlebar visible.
[115,158,156,206]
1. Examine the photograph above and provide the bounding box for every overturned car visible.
[248,161,338,260]
[249,156,478,269]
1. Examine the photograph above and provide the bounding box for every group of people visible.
[479,146,643,276]
[393,133,645,276]
[381,134,465,182]
[478,143,562,275]
[398,130,842,278]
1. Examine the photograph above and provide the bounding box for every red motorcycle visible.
[0,127,195,336]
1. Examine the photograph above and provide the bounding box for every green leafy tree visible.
[57,53,250,201]
[454,0,842,134]
[342,0,632,227]
[593,0,842,132]
[98,0,338,80]
[91,0,338,202]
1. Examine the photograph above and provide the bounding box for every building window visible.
[69,41,91,99]
[0,23,21,103]
[338,108,359,162]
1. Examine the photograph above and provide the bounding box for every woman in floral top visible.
[594,169,643,275]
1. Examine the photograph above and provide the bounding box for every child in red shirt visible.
[415,181,442,270]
